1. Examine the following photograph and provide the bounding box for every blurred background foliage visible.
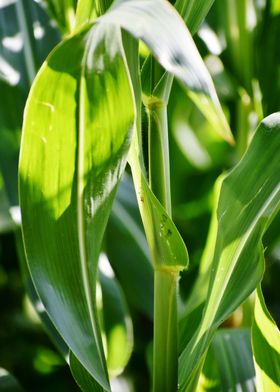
[0,0,279,390]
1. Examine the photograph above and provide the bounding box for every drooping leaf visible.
[201,328,256,392]
[252,286,280,391]
[179,113,280,390]
[19,22,135,390]
[99,0,233,143]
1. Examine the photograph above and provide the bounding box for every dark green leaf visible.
[201,329,256,392]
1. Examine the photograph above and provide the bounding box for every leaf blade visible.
[99,0,233,143]
[179,113,280,390]
[19,23,135,390]
[252,287,280,391]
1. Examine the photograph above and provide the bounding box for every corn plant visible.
[0,0,280,391]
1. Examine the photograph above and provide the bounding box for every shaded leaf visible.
[99,256,133,377]
[40,0,77,34]
[201,328,256,392]
[0,368,24,392]
[70,352,105,392]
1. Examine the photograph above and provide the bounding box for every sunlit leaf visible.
[179,113,280,391]
[252,287,280,391]
[99,0,233,143]
[19,22,135,390]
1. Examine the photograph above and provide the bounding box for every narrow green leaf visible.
[19,22,135,390]
[201,329,256,392]
[179,113,280,390]
[70,352,105,392]
[175,0,215,35]
[134,170,189,271]
[99,0,233,143]
[252,287,280,391]
[179,175,224,352]
[75,0,96,28]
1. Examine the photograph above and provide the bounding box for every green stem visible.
[146,62,178,390]
[153,269,179,392]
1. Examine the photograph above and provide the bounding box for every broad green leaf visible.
[200,329,256,392]
[252,287,280,391]
[16,229,69,359]
[19,22,135,390]
[179,113,280,390]
[0,368,24,392]
[175,0,215,35]
[99,0,233,143]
